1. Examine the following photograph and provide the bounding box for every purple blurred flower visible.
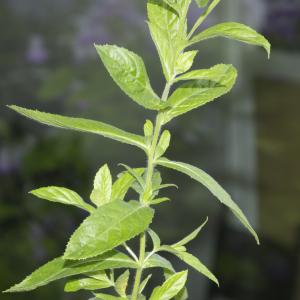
[263,1,300,41]
[26,35,48,64]
[0,148,19,175]
[73,0,145,62]
[244,0,267,29]
[76,100,90,110]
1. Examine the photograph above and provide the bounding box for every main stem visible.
[131,232,146,300]
[131,83,172,300]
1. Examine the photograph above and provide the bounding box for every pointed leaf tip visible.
[95,44,163,110]
[172,217,208,247]
[7,105,147,151]
[30,186,94,213]
[3,251,136,293]
[190,22,271,59]
[157,157,260,244]
[90,164,112,207]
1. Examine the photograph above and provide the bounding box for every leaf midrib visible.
[65,202,151,259]
[168,65,233,108]
[100,50,160,106]
[23,254,137,291]
[9,106,147,151]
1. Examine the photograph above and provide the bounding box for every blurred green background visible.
[1,0,299,299]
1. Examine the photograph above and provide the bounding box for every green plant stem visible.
[131,83,172,300]
[161,82,171,102]
[187,0,220,39]
[144,113,163,197]
[131,232,146,300]
[143,83,171,202]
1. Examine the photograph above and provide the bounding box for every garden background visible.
[1,0,299,299]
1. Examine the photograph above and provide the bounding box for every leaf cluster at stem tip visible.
[5,0,270,299]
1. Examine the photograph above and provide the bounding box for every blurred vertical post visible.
[224,0,259,230]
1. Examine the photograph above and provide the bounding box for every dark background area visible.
[0,0,299,299]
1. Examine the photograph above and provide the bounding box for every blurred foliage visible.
[256,78,300,249]
[1,0,300,299]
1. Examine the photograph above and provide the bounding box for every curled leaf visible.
[190,22,271,58]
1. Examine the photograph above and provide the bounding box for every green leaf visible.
[111,169,144,201]
[161,247,218,285]
[147,0,187,81]
[64,277,112,292]
[163,270,188,300]
[139,274,152,293]
[8,105,147,151]
[144,119,154,146]
[120,164,145,187]
[131,181,144,195]
[194,0,210,7]
[30,186,94,213]
[164,0,192,13]
[95,44,162,110]
[163,0,179,11]
[178,252,218,286]
[94,293,127,300]
[148,228,161,250]
[162,64,237,123]
[157,157,260,244]
[155,130,171,159]
[144,254,174,272]
[188,0,221,37]
[64,200,154,260]
[115,270,130,297]
[175,51,198,75]
[145,170,164,202]
[87,270,111,282]
[153,183,178,192]
[144,119,154,138]
[152,170,163,191]
[149,197,171,205]
[4,250,137,293]
[149,271,188,300]
[175,63,234,82]
[190,22,271,58]
[90,164,112,207]
[174,287,188,300]
[172,217,208,247]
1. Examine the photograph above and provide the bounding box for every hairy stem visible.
[131,83,172,300]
